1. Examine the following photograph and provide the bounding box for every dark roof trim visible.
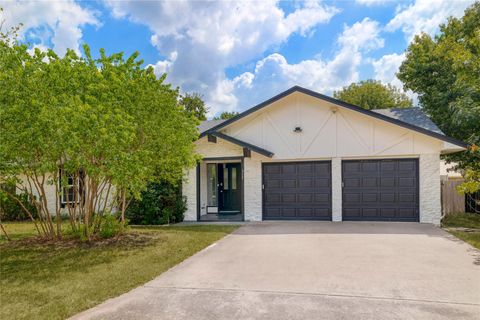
[201,86,468,148]
[210,132,274,158]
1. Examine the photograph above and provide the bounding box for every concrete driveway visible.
[72,222,480,320]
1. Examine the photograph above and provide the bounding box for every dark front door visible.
[342,159,419,222]
[218,163,241,214]
[262,161,332,220]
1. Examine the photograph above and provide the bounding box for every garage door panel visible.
[380,208,396,218]
[297,163,314,174]
[362,177,378,187]
[380,177,395,187]
[399,193,415,202]
[399,160,416,171]
[281,194,296,203]
[362,162,378,172]
[363,208,378,217]
[380,161,396,172]
[344,208,361,218]
[315,178,330,188]
[344,193,361,203]
[362,193,378,202]
[399,177,415,187]
[298,178,313,188]
[282,164,296,174]
[398,208,416,218]
[380,193,395,202]
[342,159,419,222]
[281,179,295,188]
[263,161,332,220]
[315,193,329,203]
[344,178,361,187]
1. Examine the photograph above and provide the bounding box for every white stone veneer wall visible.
[419,153,441,225]
[331,158,342,221]
[244,154,263,221]
[182,167,197,221]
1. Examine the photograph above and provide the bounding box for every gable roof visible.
[200,86,467,148]
[198,119,226,134]
[372,108,444,135]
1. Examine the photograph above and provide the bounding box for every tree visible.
[397,2,480,192]
[179,92,208,121]
[333,79,412,110]
[0,34,198,240]
[213,111,239,120]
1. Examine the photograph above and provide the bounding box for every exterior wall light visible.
[293,126,303,133]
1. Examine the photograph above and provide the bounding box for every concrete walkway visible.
[72,222,480,320]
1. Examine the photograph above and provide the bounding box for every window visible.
[231,167,237,190]
[223,165,229,190]
[207,164,217,206]
[60,170,81,205]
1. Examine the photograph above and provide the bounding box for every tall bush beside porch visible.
[0,35,199,240]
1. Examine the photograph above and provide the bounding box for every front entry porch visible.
[198,158,244,221]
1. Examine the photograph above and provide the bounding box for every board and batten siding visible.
[183,92,446,224]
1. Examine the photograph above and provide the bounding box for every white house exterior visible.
[182,86,467,225]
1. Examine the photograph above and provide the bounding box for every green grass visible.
[449,230,480,250]
[0,222,238,320]
[0,221,39,242]
[442,212,480,229]
[442,213,480,250]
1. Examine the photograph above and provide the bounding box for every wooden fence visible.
[441,179,465,215]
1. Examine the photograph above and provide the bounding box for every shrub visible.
[99,214,127,239]
[126,181,186,225]
[0,185,38,221]
[63,214,127,241]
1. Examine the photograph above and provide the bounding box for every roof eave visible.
[210,132,274,158]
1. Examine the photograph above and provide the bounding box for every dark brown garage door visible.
[342,159,419,222]
[262,161,332,220]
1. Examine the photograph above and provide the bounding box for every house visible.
[182,86,467,224]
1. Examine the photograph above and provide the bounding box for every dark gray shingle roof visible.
[372,108,444,135]
[198,119,227,134]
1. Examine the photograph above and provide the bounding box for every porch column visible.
[332,157,342,222]
[182,166,198,221]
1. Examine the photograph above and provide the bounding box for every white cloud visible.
[216,18,385,114]
[371,53,405,88]
[105,0,339,115]
[338,18,384,51]
[371,52,418,105]
[0,1,99,55]
[386,0,475,41]
[355,0,388,6]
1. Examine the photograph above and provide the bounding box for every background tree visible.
[213,111,240,120]
[333,79,412,110]
[397,2,479,193]
[0,34,198,239]
[179,92,208,121]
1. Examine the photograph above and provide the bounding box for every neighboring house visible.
[182,86,467,225]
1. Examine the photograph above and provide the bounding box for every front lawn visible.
[442,213,480,249]
[0,222,238,320]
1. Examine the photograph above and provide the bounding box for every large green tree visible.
[213,111,239,120]
[333,79,412,110]
[179,92,208,121]
[397,2,479,190]
[0,35,198,240]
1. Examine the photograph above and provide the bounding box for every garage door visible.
[263,161,332,220]
[342,159,419,222]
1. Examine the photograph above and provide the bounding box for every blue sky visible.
[1,0,475,116]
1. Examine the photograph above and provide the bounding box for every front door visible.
[218,163,241,214]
